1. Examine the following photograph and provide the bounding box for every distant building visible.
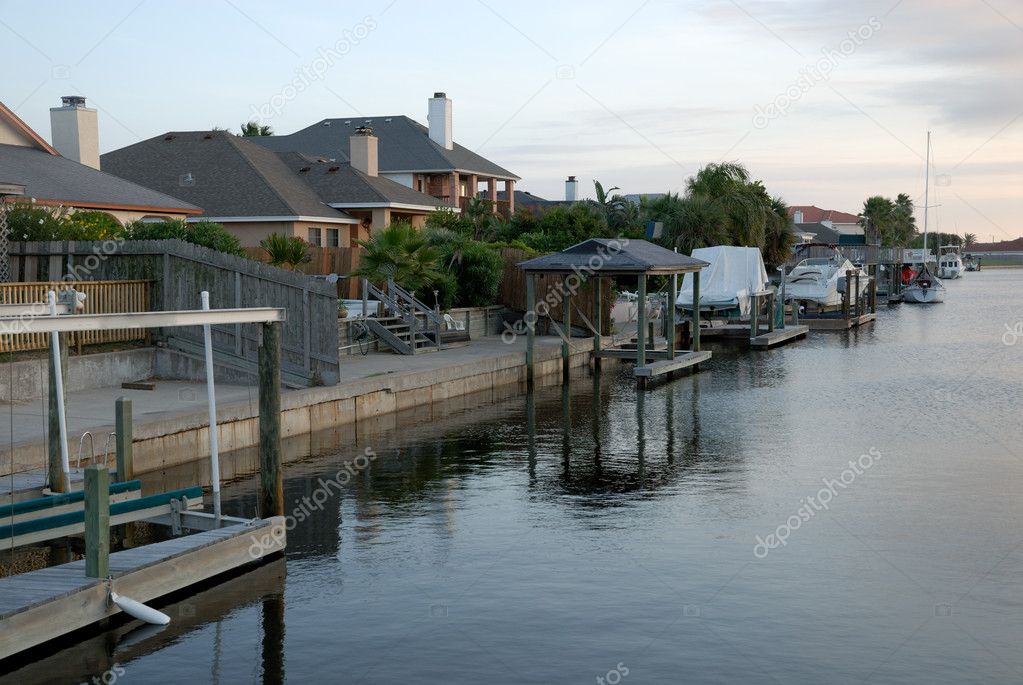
[788,205,863,244]
[251,93,520,216]
[0,97,198,224]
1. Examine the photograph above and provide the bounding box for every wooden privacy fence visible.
[0,280,151,353]
[9,240,339,386]
[244,246,365,299]
[498,248,614,335]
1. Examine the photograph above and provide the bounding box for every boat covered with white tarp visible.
[676,246,769,317]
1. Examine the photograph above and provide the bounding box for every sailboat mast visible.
[923,130,931,265]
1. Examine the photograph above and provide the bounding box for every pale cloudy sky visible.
[3,0,1021,238]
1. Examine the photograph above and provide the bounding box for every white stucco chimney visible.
[350,126,378,177]
[49,96,100,169]
[793,210,804,224]
[428,92,453,150]
[565,175,578,202]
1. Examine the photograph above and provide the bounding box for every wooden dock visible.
[802,313,876,330]
[750,325,810,349]
[635,350,712,378]
[0,515,285,661]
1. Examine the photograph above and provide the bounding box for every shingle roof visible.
[519,239,708,275]
[275,152,448,208]
[0,143,199,214]
[792,221,842,244]
[101,132,357,222]
[251,116,519,180]
[789,205,861,224]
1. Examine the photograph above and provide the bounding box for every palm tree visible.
[685,162,766,248]
[763,196,794,267]
[646,192,729,255]
[353,222,443,292]
[591,180,636,230]
[240,121,273,136]
[259,233,309,269]
[860,195,894,245]
[964,232,977,248]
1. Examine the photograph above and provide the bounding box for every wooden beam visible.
[692,270,701,352]
[114,397,133,482]
[667,273,677,359]
[84,465,109,579]
[526,273,535,385]
[0,307,285,335]
[258,321,284,518]
[636,275,647,369]
[592,277,602,370]
[562,283,571,382]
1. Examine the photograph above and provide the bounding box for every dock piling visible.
[258,321,284,518]
[84,464,110,579]
[562,282,571,382]
[526,273,536,385]
[47,291,70,493]
[692,270,701,352]
[114,397,133,482]
[593,277,602,370]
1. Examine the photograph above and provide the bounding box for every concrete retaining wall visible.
[0,348,156,402]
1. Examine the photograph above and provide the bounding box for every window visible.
[327,228,339,247]
[308,227,321,246]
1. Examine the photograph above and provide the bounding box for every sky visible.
[2,0,1021,239]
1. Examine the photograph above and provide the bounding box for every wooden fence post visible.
[258,321,284,518]
[114,397,133,482]
[85,464,110,578]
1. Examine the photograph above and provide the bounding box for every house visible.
[103,125,451,247]
[788,205,864,239]
[790,221,843,244]
[0,97,199,224]
[251,93,520,215]
[102,131,360,247]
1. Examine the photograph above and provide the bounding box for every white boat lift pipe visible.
[200,292,222,522]
[47,291,71,492]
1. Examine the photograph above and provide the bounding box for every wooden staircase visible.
[365,316,436,355]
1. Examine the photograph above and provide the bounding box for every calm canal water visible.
[7,269,1023,684]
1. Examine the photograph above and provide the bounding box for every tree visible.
[591,180,637,231]
[964,233,977,248]
[259,233,309,269]
[240,121,273,136]
[122,219,245,256]
[860,195,894,245]
[645,192,729,255]
[353,221,444,292]
[685,162,766,248]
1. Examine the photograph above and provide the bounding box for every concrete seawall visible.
[6,337,607,478]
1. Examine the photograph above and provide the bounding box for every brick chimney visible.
[49,96,100,169]
[350,126,378,177]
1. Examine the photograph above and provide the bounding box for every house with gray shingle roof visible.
[251,93,521,215]
[0,98,199,223]
[102,131,361,247]
[103,125,457,246]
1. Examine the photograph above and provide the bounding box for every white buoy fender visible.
[110,592,171,626]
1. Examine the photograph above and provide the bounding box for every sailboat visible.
[902,131,946,304]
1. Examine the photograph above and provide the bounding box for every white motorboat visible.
[937,245,963,279]
[903,132,946,304]
[676,246,769,317]
[784,248,869,307]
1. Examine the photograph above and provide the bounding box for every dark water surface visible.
[9,270,1023,684]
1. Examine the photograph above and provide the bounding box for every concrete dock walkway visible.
[0,335,599,488]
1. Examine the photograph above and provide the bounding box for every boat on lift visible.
[783,246,869,307]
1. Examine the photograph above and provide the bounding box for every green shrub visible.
[259,233,309,269]
[447,241,503,307]
[122,219,244,257]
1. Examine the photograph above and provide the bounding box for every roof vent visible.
[299,166,310,173]
[354,125,373,136]
[385,118,392,122]
[164,134,176,141]
[327,166,339,173]
[203,133,214,139]
[323,121,332,126]
[343,120,351,125]
[434,92,446,98]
